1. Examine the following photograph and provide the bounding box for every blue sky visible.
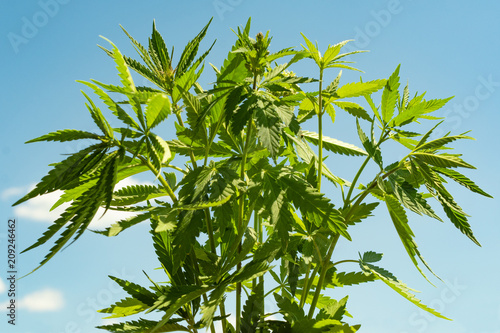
[1,0,500,332]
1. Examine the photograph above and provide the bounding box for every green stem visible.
[317,70,324,191]
[139,156,178,203]
[235,119,254,333]
[299,263,311,308]
[332,259,358,266]
[307,234,340,319]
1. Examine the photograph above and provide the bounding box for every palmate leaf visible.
[97,318,190,333]
[151,285,215,331]
[286,132,347,186]
[52,160,150,210]
[276,168,349,239]
[359,261,450,320]
[389,177,442,221]
[343,202,379,225]
[109,275,157,306]
[413,160,480,245]
[21,153,119,275]
[150,20,171,74]
[300,130,368,156]
[176,18,213,77]
[26,129,101,143]
[82,91,114,138]
[385,194,437,281]
[78,80,141,131]
[390,97,453,127]
[14,143,108,206]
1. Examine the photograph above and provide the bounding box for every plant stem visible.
[235,119,254,333]
[317,70,324,191]
[139,156,178,203]
[307,234,340,319]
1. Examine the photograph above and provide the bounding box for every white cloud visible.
[1,186,25,201]
[0,288,64,312]
[18,288,64,312]
[8,177,157,230]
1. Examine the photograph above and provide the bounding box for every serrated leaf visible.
[412,152,475,169]
[335,80,386,99]
[362,251,383,263]
[391,97,453,127]
[359,262,450,320]
[26,129,101,143]
[385,194,436,280]
[146,93,171,128]
[415,134,473,152]
[381,65,400,123]
[332,101,371,121]
[99,297,149,318]
[100,36,136,93]
[301,130,368,156]
[97,318,190,333]
[433,167,492,198]
[254,98,282,159]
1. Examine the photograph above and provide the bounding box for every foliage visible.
[16,18,491,332]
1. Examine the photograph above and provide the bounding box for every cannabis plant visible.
[16,18,491,332]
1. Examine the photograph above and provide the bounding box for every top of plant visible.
[15,17,491,332]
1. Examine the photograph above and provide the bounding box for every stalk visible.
[138,156,178,203]
[317,70,324,191]
[235,73,259,333]
[307,234,340,319]
[235,120,253,333]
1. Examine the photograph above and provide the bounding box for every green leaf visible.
[389,178,442,221]
[332,101,371,121]
[241,281,264,333]
[111,184,169,206]
[381,65,400,123]
[26,129,100,143]
[359,262,450,320]
[99,297,149,318]
[254,98,282,159]
[391,97,453,127]
[97,318,190,332]
[329,271,376,288]
[385,194,436,280]
[362,251,383,263]
[78,81,140,130]
[176,18,212,77]
[433,167,492,198]
[335,80,386,99]
[146,93,171,129]
[301,130,368,156]
[275,293,305,324]
[415,134,474,152]
[99,36,136,93]
[412,152,475,169]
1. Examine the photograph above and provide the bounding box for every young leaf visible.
[301,130,368,156]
